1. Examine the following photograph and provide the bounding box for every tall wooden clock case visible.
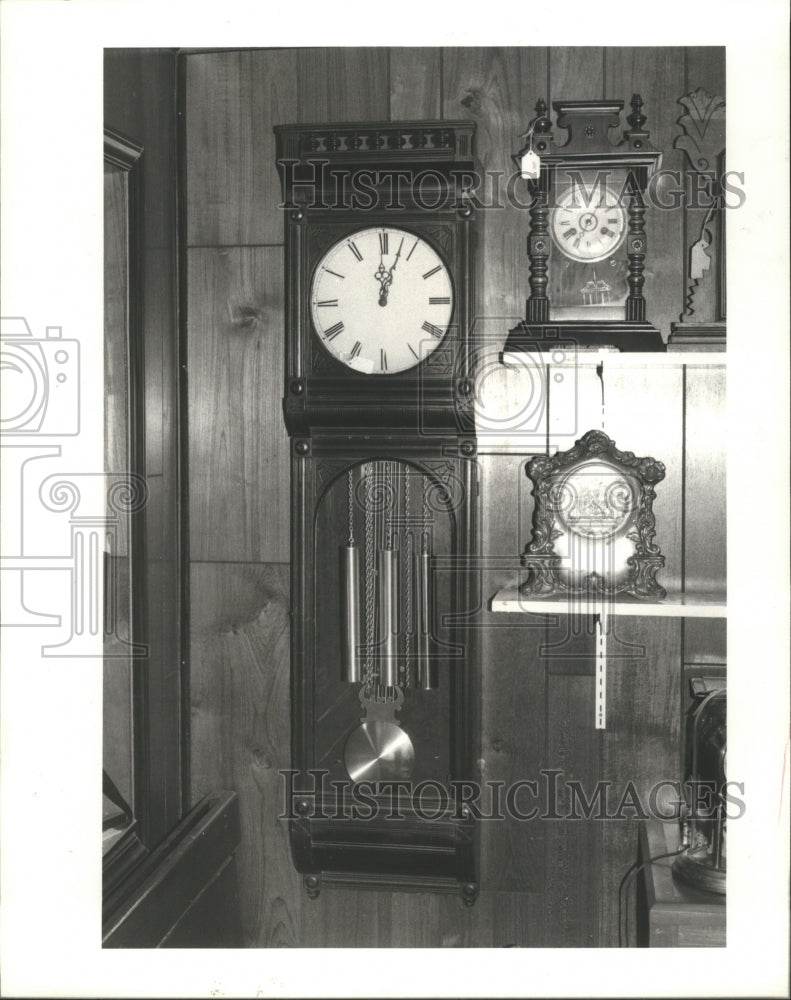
[276,121,480,903]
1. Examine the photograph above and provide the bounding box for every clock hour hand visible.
[375,239,403,306]
[374,262,393,306]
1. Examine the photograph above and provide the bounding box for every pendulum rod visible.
[363,461,376,694]
[377,459,399,689]
[416,472,438,689]
[403,465,412,691]
[340,467,361,682]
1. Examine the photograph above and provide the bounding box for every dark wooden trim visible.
[104,127,143,170]
[103,791,241,947]
[104,49,186,872]
[104,126,150,844]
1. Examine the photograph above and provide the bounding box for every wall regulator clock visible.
[505,95,665,353]
[275,121,480,904]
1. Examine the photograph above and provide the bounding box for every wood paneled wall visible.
[184,46,726,948]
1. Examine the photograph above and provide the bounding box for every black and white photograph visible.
[0,3,788,997]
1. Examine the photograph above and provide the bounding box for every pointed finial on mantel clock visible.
[532,98,553,151]
[624,93,651,150]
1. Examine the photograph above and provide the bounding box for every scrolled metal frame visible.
[520,429,666,600]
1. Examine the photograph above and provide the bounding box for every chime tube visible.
[339,543,361,682]
[416,548,437,690]
[377,548,399,687]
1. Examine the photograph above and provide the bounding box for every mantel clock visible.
[275,121,480,903]
[505,95,665,353]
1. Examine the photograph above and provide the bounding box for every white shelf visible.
[501,350,725,368]
[491,586,726,618]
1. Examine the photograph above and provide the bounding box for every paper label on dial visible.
[348,356,375,374]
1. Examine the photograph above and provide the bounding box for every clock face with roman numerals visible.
[550,185,627,263]
[310,226,454,374]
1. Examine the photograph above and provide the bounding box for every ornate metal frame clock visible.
[506,96,665,353]
[275,121,480,903]
[520,430,666,600]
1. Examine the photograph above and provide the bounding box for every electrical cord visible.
[618,847,685,947]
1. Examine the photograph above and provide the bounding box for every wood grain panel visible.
[478,614,546,893]
[300,889,385,946]
[296,48,389,122]
[684,618,726,665]
[549,47,604,103]
[544,654,599,947]
[442,48,549,319]
[437,888,542,946]
[481,453,533,582]
[299,887,542,946]
[605,47,687,339]
[185,50,298,247]
[685,47,726,100]
[598,616,682,946]
[188,247,289,563]
[600,364,685,593]
[389,48,441,119]
[189,562,300,947]
[684,364,726,591]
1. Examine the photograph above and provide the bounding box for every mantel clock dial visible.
[550,186,627,263]
[310,226,453,374]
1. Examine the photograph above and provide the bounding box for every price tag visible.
[689,237,711,280]
[520,149,540,180]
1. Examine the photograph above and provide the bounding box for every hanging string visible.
[347,468,355,545]
[374,458,383,696]
[422,472,429,552]
[385,459,393,549]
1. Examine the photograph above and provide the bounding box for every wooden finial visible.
[534,98,551,133]
[627,93,647,133]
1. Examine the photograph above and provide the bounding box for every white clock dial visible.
[551,187,627,263]
[310,226,454,374]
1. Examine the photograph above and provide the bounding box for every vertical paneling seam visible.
[176,50,192,813]
[602,49,607,99]
[386,47,392,121]
[679,363,688,771]
[681,50,689,323]
[545,47,551,106]
[680,363,687,593]
[439,48,444,120]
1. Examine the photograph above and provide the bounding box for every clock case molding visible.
[276,120,477,435]
[506,97,666,354]
[276,121,480,902]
